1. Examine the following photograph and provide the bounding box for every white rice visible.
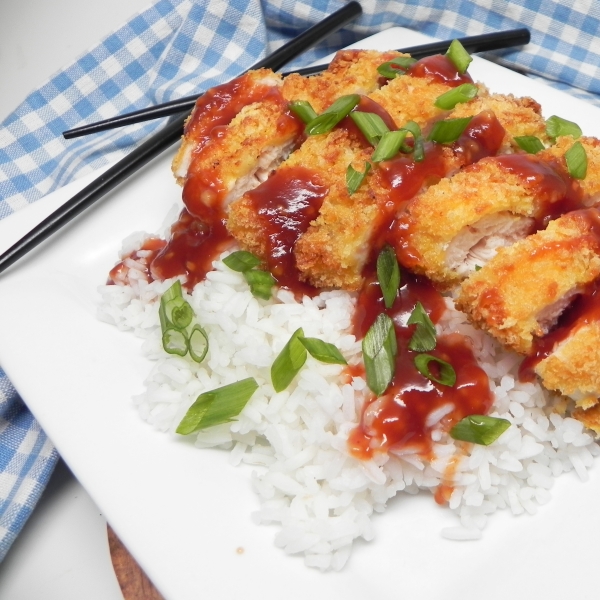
[98,233,600,571]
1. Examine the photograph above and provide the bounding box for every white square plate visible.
[1,27,599,600]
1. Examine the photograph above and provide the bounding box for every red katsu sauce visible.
[349,266,494,460]
[408,54,474,86]
[183,72,279,150]
[244,165,328,296]
[150,208,232,289]
[520,281,600,381]
[495,154,584,228]
[183,91,302,219]
[108,237,167,284]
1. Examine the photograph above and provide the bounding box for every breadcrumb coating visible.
[456,209,600,354]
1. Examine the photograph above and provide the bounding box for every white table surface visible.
[0,0,153,597]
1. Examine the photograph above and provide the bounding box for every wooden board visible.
[108,526,164,600]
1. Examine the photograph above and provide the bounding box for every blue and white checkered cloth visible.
[2,0,600,561]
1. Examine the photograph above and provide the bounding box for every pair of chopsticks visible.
[0,11,530,275]
[63,28,530,139]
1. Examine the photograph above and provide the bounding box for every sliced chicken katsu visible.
[294,91,548,290]
[172,69,283,184]
[281,49,401,113]
[456,208,600,355]
[396,140,596,288]
[226,127,374,290]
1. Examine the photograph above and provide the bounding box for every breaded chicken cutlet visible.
[397,136,600,289]
[456,208,600,354]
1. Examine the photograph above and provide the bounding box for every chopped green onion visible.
[165,297,193,330]
[362,313,397,396]
[244,269,275,301]
[223,250,261,272]
[377,56,417,79]
[376,245,401,309]
[289,100,318,124]
[159,280,184,331]
[514,135,545,154]
[305,94,360,135]
[371,130,408,162]
[446,39,473,74]
[407,302,436,352]
[428,117,473,144]
[188,324,209,363]
[162,327,188,357]
[349,111,390,146]
[434,83,478,110]
[271,328,307,392]
[450,414,511,445]
[546,115,582,140]
[176,378,259,435]
[298,336,347,365]
[400,121,425,161]
[565,141,588,179]
[414,353,456,386]
[346,161,371,194]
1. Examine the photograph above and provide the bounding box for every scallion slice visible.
[434,83,478,110]
[377,56,417,79]
[407,302,436,352]
[188,324,209,363]
[514,135,545,154]
[162,327,188,357]
[165,297,193,330]
[362,313,397,396]
[450,414,511,445]
[400,120,425,161]
[176,378,259,435]
[376,245,400,309]
[346,161,371,195]
[565,141,588,179]
[159,280,184,331]
[223,250,261,272]
[305,94,360,135]
[546,115,582,140]
[350,111,390,146]
[298,336,347,365]
[428,117,473,144]
[446,39,473,74]
[271,328,308,392]
[244,269,275,301]
[289,100,318,124]
[414,353,456,386]
[371,130,408,162]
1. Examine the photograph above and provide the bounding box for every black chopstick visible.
[0,2,363,276]
[63,27,530,139]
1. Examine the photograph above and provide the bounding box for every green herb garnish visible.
[428,116,473,144]
[546,115,582,140]
[377,56,417,79]
[224,250,275,300]
[176,378,259,434]
[362,313,397,396]
[446,39,473,74]
[289,100,318,124]
[346,161,371,194]
[407,302,436,352]
[514,135,545,154]
[305,94,360,135]
[434,83,478,110]
[565,140,588,179]
[376,245,401,309]
[450,414,511,445]
[298,337,347,365]
[414,353,456,386]
[350,111,390,146]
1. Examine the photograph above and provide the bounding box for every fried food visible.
[456,209,600,354]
